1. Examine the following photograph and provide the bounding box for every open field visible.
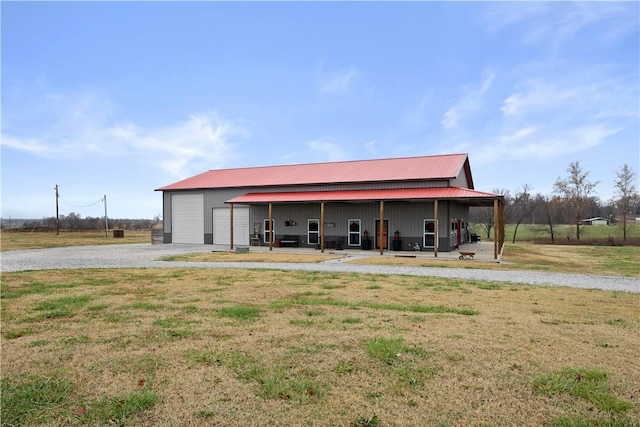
[0,230,151,251]
[350,244,640,278]
[2,268,638,426]
[482,223,640,245]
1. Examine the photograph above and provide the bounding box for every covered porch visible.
[226,187,505,260]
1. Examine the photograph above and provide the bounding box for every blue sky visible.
[2,1,638,220]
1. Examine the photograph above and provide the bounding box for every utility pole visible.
[55,185,60,235]
[103,195,109,237]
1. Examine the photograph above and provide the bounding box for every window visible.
[308,219,319,245]
[424,219,435,248]
[348,219,361,246]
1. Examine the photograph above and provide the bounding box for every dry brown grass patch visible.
[1,230,150,251]
[2,268,638,426]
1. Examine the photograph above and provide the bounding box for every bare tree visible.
[614,164,639,241]
[470,188,511,240]
[553,161,599,240]
[529,195,562,243]
[510,185,541,243]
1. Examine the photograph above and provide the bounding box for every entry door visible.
[375,220,388,250]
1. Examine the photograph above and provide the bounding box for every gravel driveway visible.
[2,244,638,293]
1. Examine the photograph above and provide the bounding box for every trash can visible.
[113,229,124,238]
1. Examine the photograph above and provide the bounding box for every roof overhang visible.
[226,187,500,206]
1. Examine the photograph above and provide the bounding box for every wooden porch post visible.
[434,199,439,258]
[268,202,273,251]
[493,198,499,260]
[379,200,384,255]
[229,203,234,250]
[499,198,505,254]
[320,202,325,253]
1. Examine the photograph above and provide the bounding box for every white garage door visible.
[212,207,249,246]
[171,194,204,244]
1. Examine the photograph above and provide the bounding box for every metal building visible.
[155,153,505,258]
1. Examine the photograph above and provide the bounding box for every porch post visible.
[269,202,273,251]
[379,200,384,255]
[434,199,439,258]
[493,198,499,260]
[320,201,325,253]
[229,203,234,250]
[499,198,505,254]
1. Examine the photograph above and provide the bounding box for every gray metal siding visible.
[244,200,460,250]
[161,177,471,250]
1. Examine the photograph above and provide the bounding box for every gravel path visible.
[2,244,639,293]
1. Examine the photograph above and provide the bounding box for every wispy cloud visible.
[1,85,247,178]
[316,65,361,95]
[474,124,621,163]
[441,70,495,130]
[485,2,639,48]
[501,72,639,122]
[363,139,377,155]
[440,64,636,167]
[306,137,349,161]
[129,113,245,178]
[501,81,583,118]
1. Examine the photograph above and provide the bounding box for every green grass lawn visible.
[474,223,640,245]
[2,268,638,426]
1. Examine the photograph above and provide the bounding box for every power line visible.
[60,196,105,208]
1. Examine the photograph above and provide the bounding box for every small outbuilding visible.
[580,217,610,226]
[155,153,505,259]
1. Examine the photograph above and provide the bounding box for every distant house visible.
[580,217,610,226]
[156,153,505,258]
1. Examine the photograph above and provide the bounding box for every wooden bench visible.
[458,251,475,260]
[279,236,299,247]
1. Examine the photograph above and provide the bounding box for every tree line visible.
[470,162,639,243]
[5,214,160,231]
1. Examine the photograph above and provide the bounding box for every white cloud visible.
[307,138,349,162]
[441,71,495,130]
[473,124,621,164]
[1,86,246,178]
[485,2,639,48]
[316,66,361,95]
[1,135,55,156]
[501,82,581,117]
[363,139,377,155]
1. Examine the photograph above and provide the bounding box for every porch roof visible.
[226,186,499,205]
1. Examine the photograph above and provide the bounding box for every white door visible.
[212,207,250,246]
[172,194,204,244]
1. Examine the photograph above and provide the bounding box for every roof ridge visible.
[208,153,469,172]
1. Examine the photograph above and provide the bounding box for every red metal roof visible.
[156,153,472,191]
[226,186,499,204]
